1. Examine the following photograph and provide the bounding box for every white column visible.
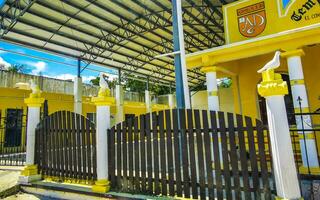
[201,66,220,111]
[145,90,151,113]
[26,107,40,165]
[115,85,124,123]
[266,95,301,199]
[74,77,82,114]
[168,94,175,109]
[96,105,110,180]
[19,95,44,183]
[91,95,114,193]
[258,69,301,199]
[283,49,319,169]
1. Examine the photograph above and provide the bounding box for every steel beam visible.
[0,0,36,38]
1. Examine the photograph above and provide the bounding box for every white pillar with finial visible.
[19,80,44,184]
[257,51,301,199]
[91,73,115,193]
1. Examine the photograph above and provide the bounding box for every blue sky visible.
[0,0,116,84]
[0,41,117,83]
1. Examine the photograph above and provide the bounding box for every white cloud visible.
[48,73,96,84]
[30,61,47,75]
[0,57,11,70]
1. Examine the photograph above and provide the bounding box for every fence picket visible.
[158,111,167,195]
[202,110,214,199]
[236,114,251,200]
[152,112,160,195]
[116,123,122,189]
[245,116,259,198]
[218,111,232,200]
[227,113,241,200]
[194,110,206,199]
[256,119,271,200]
[210,111,223,200]
[122,121,128,191]
[165,110,175,196]
[128,118,134,191]
[172,109,182,196]
[140,115,147,193]
[134,117,140,191]
[145,113,153,194]
[187,109,197,198]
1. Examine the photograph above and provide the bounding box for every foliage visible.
[90,76,117,89]
[218,78,232,88]
[7,64,28,73]
[124,78,146,92]
[91,75,171,96]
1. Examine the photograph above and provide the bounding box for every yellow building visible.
[0,73,169,151]
[186,0,320,173]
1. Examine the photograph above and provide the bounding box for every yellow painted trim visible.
[290,79,305,86]
[91,96,115,106]
[201,66,218,73]
[281,49,305,58]
[208,91,218,97]
[186,24,320,68]
[298,133,315,140]
[294,107,310,114]
[21,164,39,176]
[275,196,303,200]
[299,166,320,175]
[257,70,288,97]
[24,97,45,107]
[92,179,110,193]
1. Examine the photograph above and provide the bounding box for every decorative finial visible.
[98,72,111,97]
[29,79,41,98]
[257,51,281,73]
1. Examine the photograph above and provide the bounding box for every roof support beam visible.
[1,36,178,87]
[0,0,36,38]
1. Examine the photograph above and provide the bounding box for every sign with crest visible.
[223,0,320,44]
[237,2,266,37]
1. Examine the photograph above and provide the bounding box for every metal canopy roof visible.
[0,0,236,87]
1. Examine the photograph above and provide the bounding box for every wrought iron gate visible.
[0,108,26,166]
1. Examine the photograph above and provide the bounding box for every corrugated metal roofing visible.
[0,0,237,86]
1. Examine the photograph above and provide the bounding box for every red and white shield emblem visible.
[237,2,267,38]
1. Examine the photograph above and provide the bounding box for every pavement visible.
[0,166,44,200]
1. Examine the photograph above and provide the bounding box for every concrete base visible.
[18,174,42,185]
[92,179,110,193]
[275,197,303,200]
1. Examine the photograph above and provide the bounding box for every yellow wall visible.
[0,87,97,148]
[191,88,235,113]
[217,45,320,120]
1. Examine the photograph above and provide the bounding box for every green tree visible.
[7,64,28,73]
[90,76,117,90]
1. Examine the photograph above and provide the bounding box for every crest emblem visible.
[237,2,267,38]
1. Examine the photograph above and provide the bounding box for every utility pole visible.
[172,0,191,109]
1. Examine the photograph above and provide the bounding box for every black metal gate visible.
[0,108,27,166]
[108,109,275,199]
[35,111,97,184]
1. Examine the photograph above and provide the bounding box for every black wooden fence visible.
[35,111,97,184]
[108,109,275,199]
